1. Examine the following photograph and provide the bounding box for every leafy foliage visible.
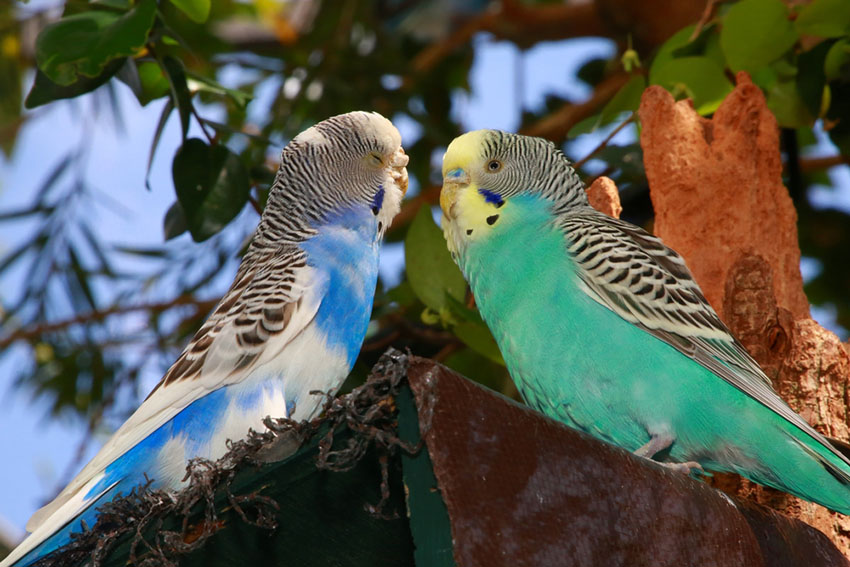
[0,0,848,454]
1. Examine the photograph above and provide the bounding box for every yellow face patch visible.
[440,181,507,256]
[440,130,508,255]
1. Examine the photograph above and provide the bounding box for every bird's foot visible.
[634,434,674,459]
[658,460,705,476]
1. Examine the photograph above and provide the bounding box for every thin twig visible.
[248,194,263,215]
[433,341,461,362]
[690,0,721,41]
[798,155,850,173]
[409,10,498,77]
[574,112,636,170]
[0,295,218,349]
[190,104,216,145]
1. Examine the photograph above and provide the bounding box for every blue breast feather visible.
[301,201,381,367]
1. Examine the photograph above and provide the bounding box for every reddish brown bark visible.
[637,73,850,554]
[587,175,623,218]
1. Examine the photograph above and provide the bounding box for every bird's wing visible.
[559,210,850,469]
[26,243,324,533]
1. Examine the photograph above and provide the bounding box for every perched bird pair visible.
[4,113,849,567]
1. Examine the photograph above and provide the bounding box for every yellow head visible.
[440,129,587,256]
[439,130,510,255]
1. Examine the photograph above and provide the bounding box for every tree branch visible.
[0,295,219,350]
[408,0,609,78]
[520,72,630,142]
[574,112,636,169]
[798,155,850,173]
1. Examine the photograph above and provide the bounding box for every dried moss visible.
[37,348,413,567]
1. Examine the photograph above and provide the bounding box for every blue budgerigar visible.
[440,129,850,514]
[2,111,408,566]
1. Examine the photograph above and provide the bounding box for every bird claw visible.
[659,460,705,476]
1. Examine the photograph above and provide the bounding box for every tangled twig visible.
[35,348,416,567]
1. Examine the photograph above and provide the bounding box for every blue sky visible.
[1,29,849,544]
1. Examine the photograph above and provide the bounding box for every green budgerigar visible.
[440,129,850,514]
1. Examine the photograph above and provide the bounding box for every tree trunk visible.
[629,72,850,554]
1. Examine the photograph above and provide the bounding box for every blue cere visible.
[446,168,465,180]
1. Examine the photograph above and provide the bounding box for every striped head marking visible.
[440,129,587,253]
[268,111,408,239]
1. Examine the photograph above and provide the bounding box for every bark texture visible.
[638,72,850,554]
[587,175,623,218]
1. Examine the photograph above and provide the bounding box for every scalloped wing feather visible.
[559,210,850,476]
[25,244,322,534]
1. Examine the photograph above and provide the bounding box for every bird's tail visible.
[738,424,850,515]
[0,477,121,567]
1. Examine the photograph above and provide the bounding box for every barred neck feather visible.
[448,129,589,213]
[248,110,406,254]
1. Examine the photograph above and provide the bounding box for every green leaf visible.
[172,139,251,242]
[443,348,510,396]
[825,79,850,155]
[652,25,698,72]
[671,23,722,60]
[795,0,850,38]
[653,23,727,71]
[442,295,504,364]
[136,61,171,105]
[649,56,734,115]
[404,206,467,311]
[186,71,253,109]
[162,56,193,140]
[720,0,798,72]
[825,38,850,82]
[385,280,418,307]
[796,40,831,117]
[91,0,133,9]
[598,74,645,126]
[163,200,189,240]
[576,57,608,88]
[147,98,175,189]
[767,78,812,128]
[34,0,156,86]
[568,113,601,138]
[24,58,124,109]
[169,0,211,23]
[452,321,504,365]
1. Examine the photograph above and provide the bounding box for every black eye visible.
[487,160,502,172]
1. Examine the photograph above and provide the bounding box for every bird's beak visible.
[441,168,470,220]
[390,148,409,196]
